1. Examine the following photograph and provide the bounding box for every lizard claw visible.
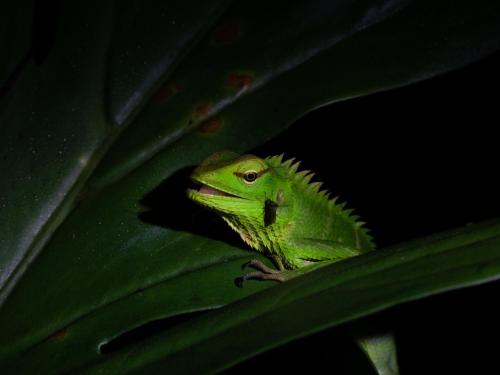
[235,271,286,288]
[242,259,280,274]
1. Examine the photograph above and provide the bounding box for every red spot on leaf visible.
[197,117,223,135]
[48,327,68,342]
[212,21,241,44]
[226,73,254,91]
[153,81,185,104]
[194,102,212,119]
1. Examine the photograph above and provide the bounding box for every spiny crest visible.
[309,181,323,193]
[266,154,366,227]
[272,154,374,246]
[281,157,295,169]
[266,155,298,172]
[320,190,331,200]
[290,161,301,173]
[268,154,328,196]
[295,170,313,184]
[265,154,284,166]
[309,181,323,197]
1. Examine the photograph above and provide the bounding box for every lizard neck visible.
[222,211,290,258]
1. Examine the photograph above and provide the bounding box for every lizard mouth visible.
[188,181,241,198]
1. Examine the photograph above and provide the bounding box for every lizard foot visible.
[235,270,286,288]
[235,259,310,287]
[242,259,280,274]
[236,259,289,287]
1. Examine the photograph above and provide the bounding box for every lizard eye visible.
[243,171,258,184]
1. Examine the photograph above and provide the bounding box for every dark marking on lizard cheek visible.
[264,199,278,227]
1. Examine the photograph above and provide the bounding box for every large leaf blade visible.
[1,0,500,373]
[107,0,231,125]
[0,1,115,301]
[82,220,500,374]
[91,0,413,188]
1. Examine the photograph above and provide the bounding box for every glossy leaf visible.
[81,220,500,374]
[1,0,500,374]
[0,1,115,301]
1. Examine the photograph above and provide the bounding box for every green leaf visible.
[0,1,115,301]
[1,0,500,374]
[355,329,399,375]
[72,220,500,374]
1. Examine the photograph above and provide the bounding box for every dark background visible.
[254,50,500,249]
[226,49,500,374]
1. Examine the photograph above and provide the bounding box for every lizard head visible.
[187,151,287,216]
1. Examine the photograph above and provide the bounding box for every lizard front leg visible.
[235,257,286,287]
[236,239,361,287]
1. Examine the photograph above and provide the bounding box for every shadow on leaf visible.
[138,166,245,250]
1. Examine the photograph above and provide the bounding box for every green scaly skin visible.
[187,151,374,285]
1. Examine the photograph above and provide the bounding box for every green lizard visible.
[187,150,374,285]
[188,153,395,373]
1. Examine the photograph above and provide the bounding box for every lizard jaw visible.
[187,182,242,199]
[198,184,235,197]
